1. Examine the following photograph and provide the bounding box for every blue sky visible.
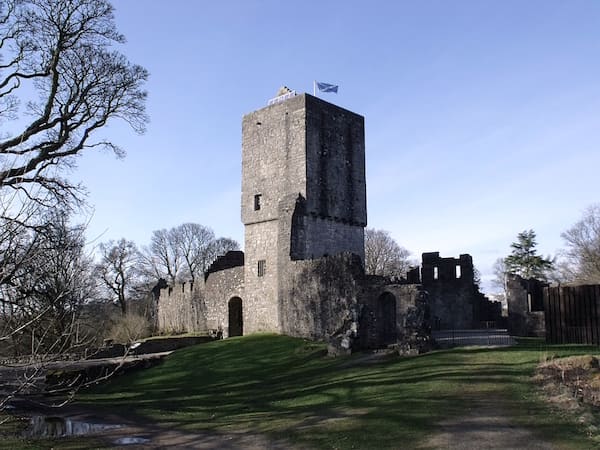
[75,0,600,292]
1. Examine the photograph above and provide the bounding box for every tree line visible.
[493,204,600,300]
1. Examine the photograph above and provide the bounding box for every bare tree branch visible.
[0,0,147,205]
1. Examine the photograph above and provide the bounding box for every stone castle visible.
[157,90,430,352]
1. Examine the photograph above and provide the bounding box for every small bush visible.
[107,313,151,344]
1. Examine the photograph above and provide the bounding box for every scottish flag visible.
[316,81,338,93]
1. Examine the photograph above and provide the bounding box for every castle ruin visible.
[157,91,430,352]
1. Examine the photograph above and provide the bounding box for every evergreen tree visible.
[505,229,554,281]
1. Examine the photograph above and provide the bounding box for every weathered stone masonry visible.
[157,91,430,350]
[420,252,502,330]
[157,252,244,336]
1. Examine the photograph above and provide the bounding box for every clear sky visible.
[75,0,600,293]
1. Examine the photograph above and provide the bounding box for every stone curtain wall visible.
[157,266,244,335]
[203,266,244,337]
[157,281,207,334]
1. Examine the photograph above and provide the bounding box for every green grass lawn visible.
[3,336,599,449]
[66,335,600,449]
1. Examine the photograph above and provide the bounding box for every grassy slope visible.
[70,335,600,449]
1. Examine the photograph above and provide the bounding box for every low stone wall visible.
[87,336,215,359]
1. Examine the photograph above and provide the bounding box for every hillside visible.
[68,335,600,449]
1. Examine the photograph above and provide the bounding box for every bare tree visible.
[206,236,240,267]
[561,204,600,284]
[141,229,181,284]
[0,209,99,408]
[97,239,140,315]
[364,228,414,279]
[172,223,215,284]
[141,224,240,285]
[1,209,96,355]
[0,0,148,206]
[491,257,508,294]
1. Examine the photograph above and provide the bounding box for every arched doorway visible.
[378,292,397,345]
[228,297,243,337]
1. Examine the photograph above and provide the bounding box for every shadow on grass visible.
[76,335,600,449]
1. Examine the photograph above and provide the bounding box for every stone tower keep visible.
[241,93,367,335]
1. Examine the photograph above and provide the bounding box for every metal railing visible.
[432,329,515,348]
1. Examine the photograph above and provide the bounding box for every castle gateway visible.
[157,91,429,352]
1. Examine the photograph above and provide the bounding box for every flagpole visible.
[313,80,316,97]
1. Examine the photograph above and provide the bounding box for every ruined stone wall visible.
[357,281,430,351]
[278,253,363,340]
[278,253,431,352]
[421,252,476,329]
[157,264,245,336]
[157,281,207,334]
[203,266,244,337]
[506,274,547,337]
[424,282,475,329]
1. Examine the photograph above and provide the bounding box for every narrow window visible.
[527,293,533,312]
[258,259,266,277]
[254,194,262,211]
[433,266,439,280]
[455,265,461,279]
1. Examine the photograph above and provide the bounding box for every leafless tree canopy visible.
[96,238,140,315]
[0,0,148,205]
[364,228,413,279]
[491,257,508,295]
[561,204,600,284]
[141,224,239,285]
[0,209,96,356]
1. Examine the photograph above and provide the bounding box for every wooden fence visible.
[544,284,600,344]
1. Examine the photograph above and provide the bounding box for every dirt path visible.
[14,400,307,449]
[87,421,304,449]
[12,383,562,450]
[420,403,556,450]
[19,402,559,450]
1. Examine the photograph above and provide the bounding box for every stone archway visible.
[378,292,397,345]
[228,297,243,337]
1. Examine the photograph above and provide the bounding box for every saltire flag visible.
[316,81,339,93]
